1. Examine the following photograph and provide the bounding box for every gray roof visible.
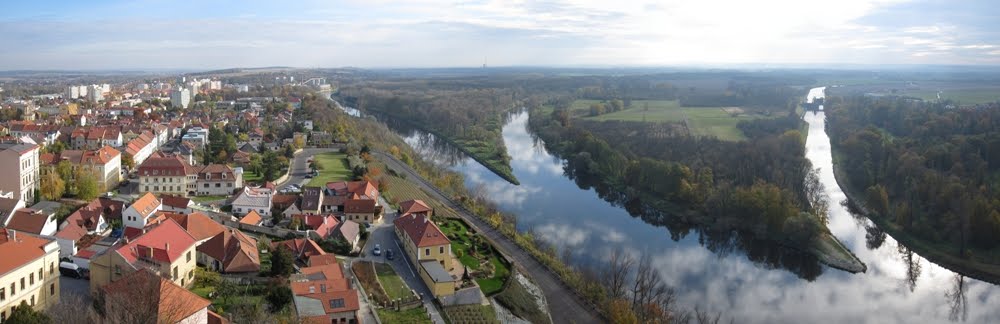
[420,260,455,283]
[439,286,484,307]
[336,220,360,242]
[29,201,62,216]
[293,295,327,317]
[231,188,271,208]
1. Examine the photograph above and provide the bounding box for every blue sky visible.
[1,0,999,69]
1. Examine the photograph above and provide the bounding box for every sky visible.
[1,0,999,70]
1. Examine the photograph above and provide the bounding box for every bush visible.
[266,284,293,312]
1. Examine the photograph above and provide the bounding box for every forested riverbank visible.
[527,102,864,272]
[826,95,1000,282]
[336,83,520,184]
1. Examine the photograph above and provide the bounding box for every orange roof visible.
[101,269,211,323]
[272,238,325,261]
[239,210,263,225]
[158,211,225,242]
[394,213,450,248]
[5,208,49,234]
[0,229,53,276]
[130,192,161,219]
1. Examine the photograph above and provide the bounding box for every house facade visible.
[0,229,61,318]
[0,141,40,203]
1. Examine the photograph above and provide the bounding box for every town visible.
[0,73,552,324]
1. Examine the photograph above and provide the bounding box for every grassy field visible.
[901,88,1000,104]
[243,170,263,183]
[494,275,551,324]
[374,262,414,300]
[306,152,352,186]
[377,307,432,324]
[377,168,459,219]
[572,99,762,141]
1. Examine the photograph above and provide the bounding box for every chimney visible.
[165,242,170,252]
[148,246,153,257]
[9,229,15,241]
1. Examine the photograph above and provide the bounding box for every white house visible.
[122,192,162,229]
[231,186,272,217]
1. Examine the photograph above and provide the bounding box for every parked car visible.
[59,262,88,279]
[373,244,382,256]
[305,173,314,179]
[386,249,394,260]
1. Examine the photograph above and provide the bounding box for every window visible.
[439,246,444,254]
[49,262,54,275]
[20,278,24,290]
[329,298,345,309]
[29,273,33,285]
[172,266,178,280]
[30,295,34,306]
[114,265,121,275]
[0,288,5,301]
[10,283,14,295]
[227,183,233,188]
[204,183,209,188]
[49,283,54,296]
[187,251,191,262]
[2,310,5,321]
[215,183,221,188]
[38,268,42,281]
[425,248,430,256]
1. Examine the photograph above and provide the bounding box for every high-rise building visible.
[170,89,191,109]
[87,85,104,102]
[64,86,80,99]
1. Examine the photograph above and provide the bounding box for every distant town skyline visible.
[2,0,999,70]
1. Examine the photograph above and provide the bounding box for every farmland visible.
[570,99,769,141]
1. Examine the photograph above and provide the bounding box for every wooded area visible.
[827,96,1000,260]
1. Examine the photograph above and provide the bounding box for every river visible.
[340,88,1000,323]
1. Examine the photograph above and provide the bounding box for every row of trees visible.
[826,96,1000,254]
[39,161,100,201]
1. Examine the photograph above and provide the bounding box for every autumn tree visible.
[76,172,100,201]
[40,172,65,200]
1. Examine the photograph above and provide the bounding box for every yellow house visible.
[0,229,61,321]
[393,200,456,297]
[89,219,198,293]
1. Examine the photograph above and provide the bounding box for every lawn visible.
[574,100,764,141]
[377,307,431,324]
[376,169,459,219]
[306,152,352,186]
[495,275,551,324]
[191,195,229,203]
[374,262,414,300]
[243,170,263,183]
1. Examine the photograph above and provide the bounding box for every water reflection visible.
[337,94,1000,323]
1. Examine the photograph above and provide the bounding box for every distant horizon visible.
[2,0,999,70]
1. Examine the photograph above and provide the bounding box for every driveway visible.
[358,207,446,323]
[60,276,92,304]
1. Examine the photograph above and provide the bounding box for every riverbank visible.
[830,147,1000,284]
[353,106,520,185]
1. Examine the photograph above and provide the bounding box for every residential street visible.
[358,203,446,324]
[372,151,602,324]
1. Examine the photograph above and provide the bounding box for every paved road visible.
[276,147,343,190]
[358,204,446,323]
[372,151,602,324]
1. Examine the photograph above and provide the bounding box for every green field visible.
[901,88,1000,104]
[572,100,762,141]
[374,262,414,300]
[377,307,431,324]
[306,152,353,186]
[378,169,459,219]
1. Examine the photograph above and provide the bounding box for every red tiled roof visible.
[115,219,196,265]
[156,211,225,242]
[399,199,431,216]
[292,214,338,239]
[344,199,376,214]
[239,210,263,225]
[197,229,260,273]
[271,238,325,262]
[5,208,49,234]
[101,269,211,323]
[160,195,191,209]
[394,213,450,248]
[129,192,161,219]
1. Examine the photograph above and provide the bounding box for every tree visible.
[121,153,135,170]
[265,284,293,312]
[7,300,52,324]
[270,246,294,277]
[56,160,74,194]
[320,238,353,255]
[608,298,639,324]
[603,249,635,301]
[76,172,100,200]
[40,172,65,200]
